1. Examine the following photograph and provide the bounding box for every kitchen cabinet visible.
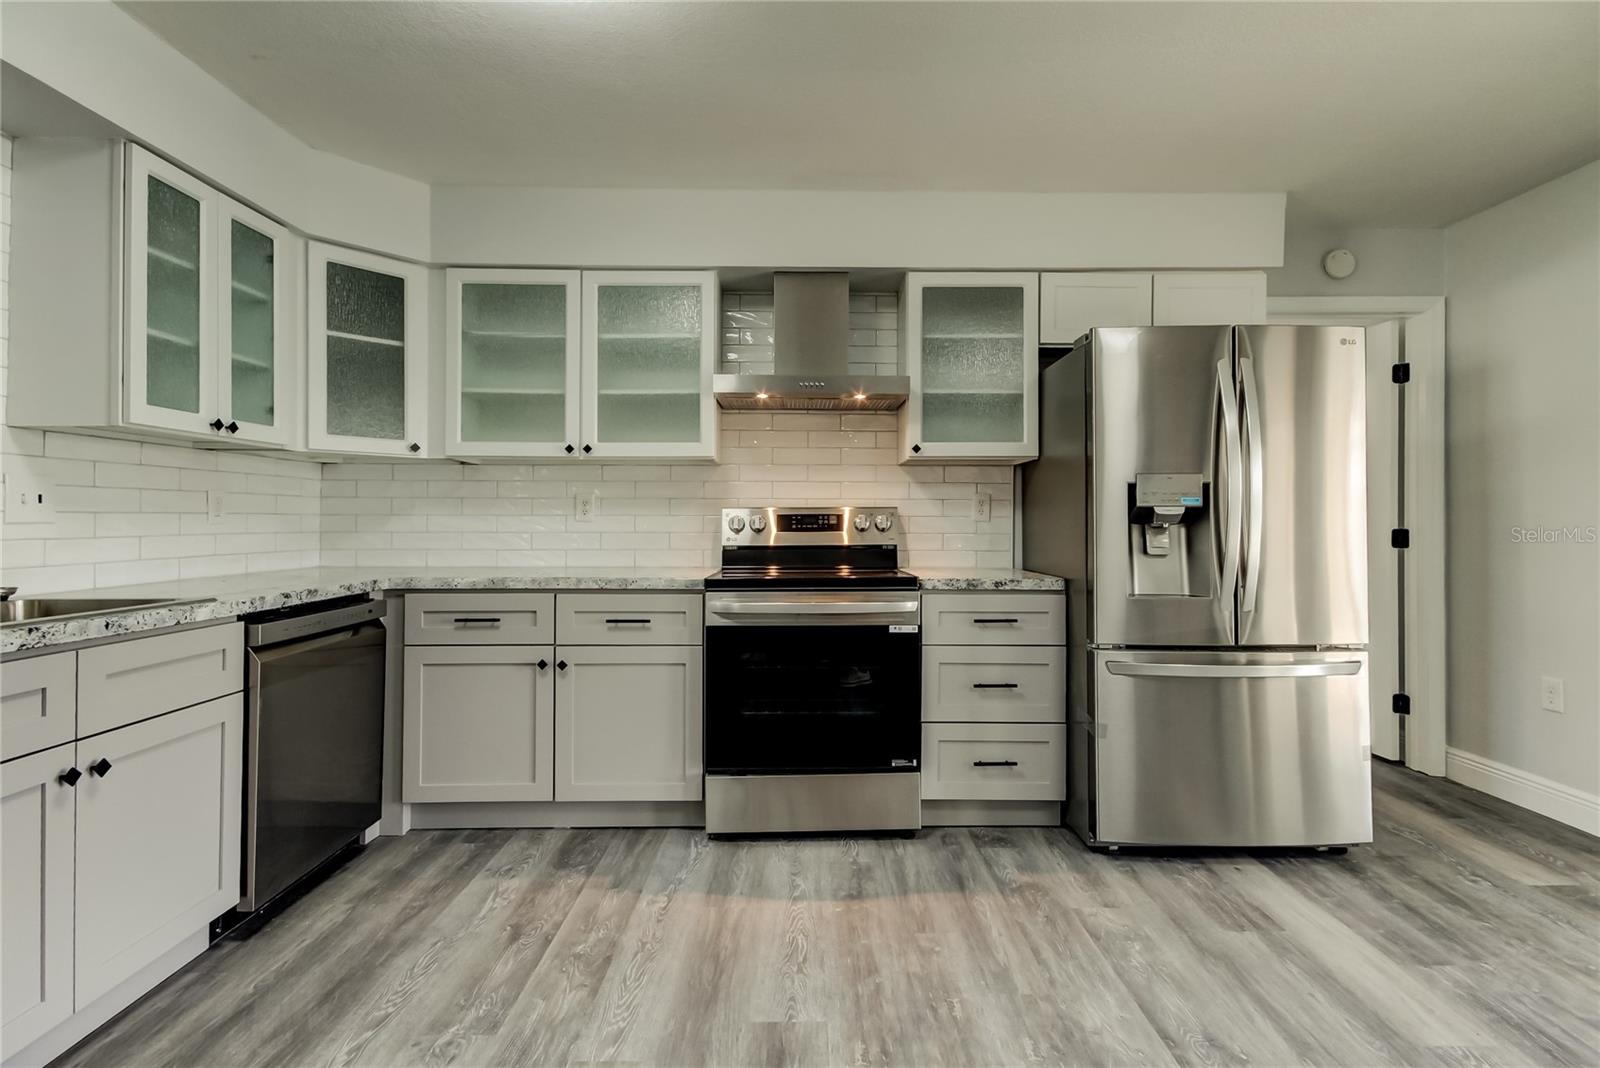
[920,723,1068,801]
[445,269,582,458]
[1,743,77,1060]
[217,197,295,446]
[1151,271,1267,325]
[553,645,703,802]
[0,651,76,762]
[307,242,431,456]
[901,272,1038,463]
[402,646,557,802]
[580,271,719,459]
[1038,272,1153,345]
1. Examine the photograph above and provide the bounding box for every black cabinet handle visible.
[88,758,113,778]
[225,421,239,434]
[972,618,1019,624]
[556,660,568,671]
[972,759,1019,768]
[209,418,225,431]
[537,659,549,670]
[58,767,83,787]
[911,443,921,454]
[581,444,592,454]
[972,682,1019,689]
[604,618,651,625]
[408,443,421,453]
[452,617,501,625]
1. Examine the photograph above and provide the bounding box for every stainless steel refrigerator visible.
[1023,325,1372,848]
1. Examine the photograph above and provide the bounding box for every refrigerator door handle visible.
[1238,354,1265,621]
[1106,661,1363,679]
[1215,357,1244,615]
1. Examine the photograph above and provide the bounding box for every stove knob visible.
[874,513,894,532]
[853,513,872,532]
[748,513,768,533]
[727,514,746,533]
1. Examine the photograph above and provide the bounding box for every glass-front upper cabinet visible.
[901,272,1039,463]
[307,242,430,456]
[580,271,718,459]
[445,269,581,458]
[217,199,292,446]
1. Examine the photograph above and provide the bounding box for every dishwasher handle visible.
[249,618,386,666]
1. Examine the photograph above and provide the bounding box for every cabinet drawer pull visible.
[972,759,1019,768]
[972,618,1019,624]
[58,767,83,787]
[452,617,502,625]
[604,618,652,625]
[972,682,1019,689]
[89,758,113,778]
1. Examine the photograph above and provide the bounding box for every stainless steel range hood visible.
[713,272,909,411]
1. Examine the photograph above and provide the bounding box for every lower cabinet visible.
[553,646,703,802]
[921,722,1067,801]
[403,646,556,802]
[1,743,76,1060]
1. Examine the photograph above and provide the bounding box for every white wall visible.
[1443,160,1600,805]
[1268,218,1445,296]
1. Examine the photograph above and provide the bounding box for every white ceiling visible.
[117,1,1598,227]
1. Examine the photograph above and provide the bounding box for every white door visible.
[1365,320,1403,762]
[74,696,242,1007]
[403,646,556,802]
[554,646,703,802]
[217,196,293,446]
[125,144,219,437]
[1,742,77,1059]
[1152,271,1268,325]
[1038,272,1152,344]
[307,242,430,457]
[579,270,718,459]
[445,269,582,458]
[902,272,1039,462]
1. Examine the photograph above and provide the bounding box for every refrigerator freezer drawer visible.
[1092,649,1371,847]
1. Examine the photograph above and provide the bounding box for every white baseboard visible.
[1445,747,1600,836]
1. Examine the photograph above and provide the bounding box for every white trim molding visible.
[1446,748,1600,836]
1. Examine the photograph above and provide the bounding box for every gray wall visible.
[1268,207,1445,296]
[1443,160,1599,797]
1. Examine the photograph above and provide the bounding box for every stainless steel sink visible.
[0,597,193,625]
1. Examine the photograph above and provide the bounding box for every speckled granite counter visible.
[3,566,1065,654]
[910,569,1065,592]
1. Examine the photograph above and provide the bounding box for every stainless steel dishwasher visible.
[240,596,386,914]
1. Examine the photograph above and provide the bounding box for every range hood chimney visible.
[713,272,909,411]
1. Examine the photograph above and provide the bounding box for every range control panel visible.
[721,506,904,548]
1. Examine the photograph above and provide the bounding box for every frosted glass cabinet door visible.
[307,242,430,456]
[125,145,217,436]
[217,198,292,446]
[902,272,1039,462]
[445,269,582,457]
[580,270,718,459]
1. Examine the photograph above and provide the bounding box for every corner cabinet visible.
[307,242,431,457]
[1038,270,1267,344]
[445,269,582,458]
[901,272,1039,463]
[579,271,719,460]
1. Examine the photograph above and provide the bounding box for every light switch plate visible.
[1540,676,1564,713]
[4,469,55,520]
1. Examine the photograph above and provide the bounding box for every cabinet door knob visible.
[408,443,421,454]
[537,658,549,670]
[88,758,113,778]
[58,767,83,787]
[911,444,922,454]
[581,444,592,454]
[209,418,225,432]
[225,421,239,434]
[556,660,568,671]
[564,444,575,454]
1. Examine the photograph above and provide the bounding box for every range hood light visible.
[755,390,769,400]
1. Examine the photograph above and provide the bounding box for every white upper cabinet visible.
[580,271,719,460]
[307,242,431,457]
[217,198,294,446]
[445,269,582,458]
[901,272,1039,463]
[1039,272,1153,345]
[1151,271,1267,325]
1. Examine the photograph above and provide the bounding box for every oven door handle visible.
[706,598,920,617]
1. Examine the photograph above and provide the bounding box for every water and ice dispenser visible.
[1128,473,1207,595]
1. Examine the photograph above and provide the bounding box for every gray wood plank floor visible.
[64,762,1599,1068]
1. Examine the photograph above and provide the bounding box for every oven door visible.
[705,591,921,775]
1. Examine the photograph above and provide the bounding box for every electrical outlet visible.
[574,491,597,523]
[1540,676,1565,714]
[974,489,991,523]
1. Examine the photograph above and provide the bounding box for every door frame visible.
[1265,296,1446,776]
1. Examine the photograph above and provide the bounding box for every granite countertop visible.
[2,565,1065,654]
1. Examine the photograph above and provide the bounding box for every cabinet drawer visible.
[77,623,242,738]
[923,646,1065,723]
[556,594,703,645]
[921,593,1066,646]
[1,651,77,761]
[921,723,1066,801]
[405,593,555,645]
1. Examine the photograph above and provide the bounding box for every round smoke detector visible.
[1322,248,1357,280]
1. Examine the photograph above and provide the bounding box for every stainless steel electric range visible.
[704,506,921,836]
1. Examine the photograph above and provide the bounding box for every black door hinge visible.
[1392,362,1411,384]
[1391,528,1410,549]
[1393,693,1411,715]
